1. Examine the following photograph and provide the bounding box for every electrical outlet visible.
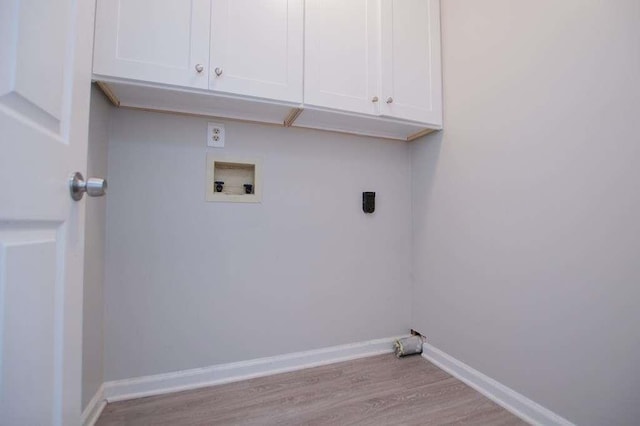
[207,122,225,148]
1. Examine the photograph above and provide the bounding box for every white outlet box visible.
[207,122,225,148]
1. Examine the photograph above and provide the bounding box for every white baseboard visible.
[81,384,107,426]
[103,336,405,403]
[421,342,574,426]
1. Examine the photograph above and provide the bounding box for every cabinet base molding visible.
[407,128,438,142]
[118,105,287,130]
[93,79,440,142]
[293,107,441,141]
[283,107,304,127]
[95,81,120,107]
[93,78,300,126]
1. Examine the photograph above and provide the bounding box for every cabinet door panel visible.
[381,0,442,125]
[304,0,380,115]
[93,0,210,89]
[210,0,303,103]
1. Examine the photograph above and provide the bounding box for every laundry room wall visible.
[103,109,413,381]
[411,1,640,424]
[82,85,112,409]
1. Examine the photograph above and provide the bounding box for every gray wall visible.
[411,1,640,425]
[104,109,412,381]
[82,85,111,409]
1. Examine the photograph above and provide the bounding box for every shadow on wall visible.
[409,130,443,335]
[411,130,443,223]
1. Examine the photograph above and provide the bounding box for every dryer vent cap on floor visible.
[394,336,423,357]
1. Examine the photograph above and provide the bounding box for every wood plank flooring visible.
[96,354,528,425]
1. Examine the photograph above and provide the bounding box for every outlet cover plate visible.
[207,122,225,148]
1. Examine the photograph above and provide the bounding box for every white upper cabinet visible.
[91,0,442,139]
[93,0,210,89]
[304,0,381,115]
[210,0,303,103]
[380,0,442,124]
[304,0,442,127]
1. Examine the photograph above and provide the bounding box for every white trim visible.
[421,342,574,426]
[81,384,107,426]
[103,336,405,403]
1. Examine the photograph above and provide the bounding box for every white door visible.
[210,0,303,103]
[93,0,210,89]
[380,0,442,125]
[0,0,95,424]
[304,0,381,115]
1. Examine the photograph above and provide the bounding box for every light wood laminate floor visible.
[96,354,528,425]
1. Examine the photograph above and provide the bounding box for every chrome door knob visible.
[214,67,223,76]
[386,97,394,104]
[371,96,379,103]
[195,64,204,73]
[69,172,107,201]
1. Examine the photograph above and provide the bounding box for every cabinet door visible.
[93,0,210,89]
[210,0,303,103]
[304,0,380,115]
[380,0,442,125]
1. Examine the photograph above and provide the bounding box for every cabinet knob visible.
[371,96,379,103]
[195,64,204,73]
[386,97,394,104]
[214,67,223,77]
